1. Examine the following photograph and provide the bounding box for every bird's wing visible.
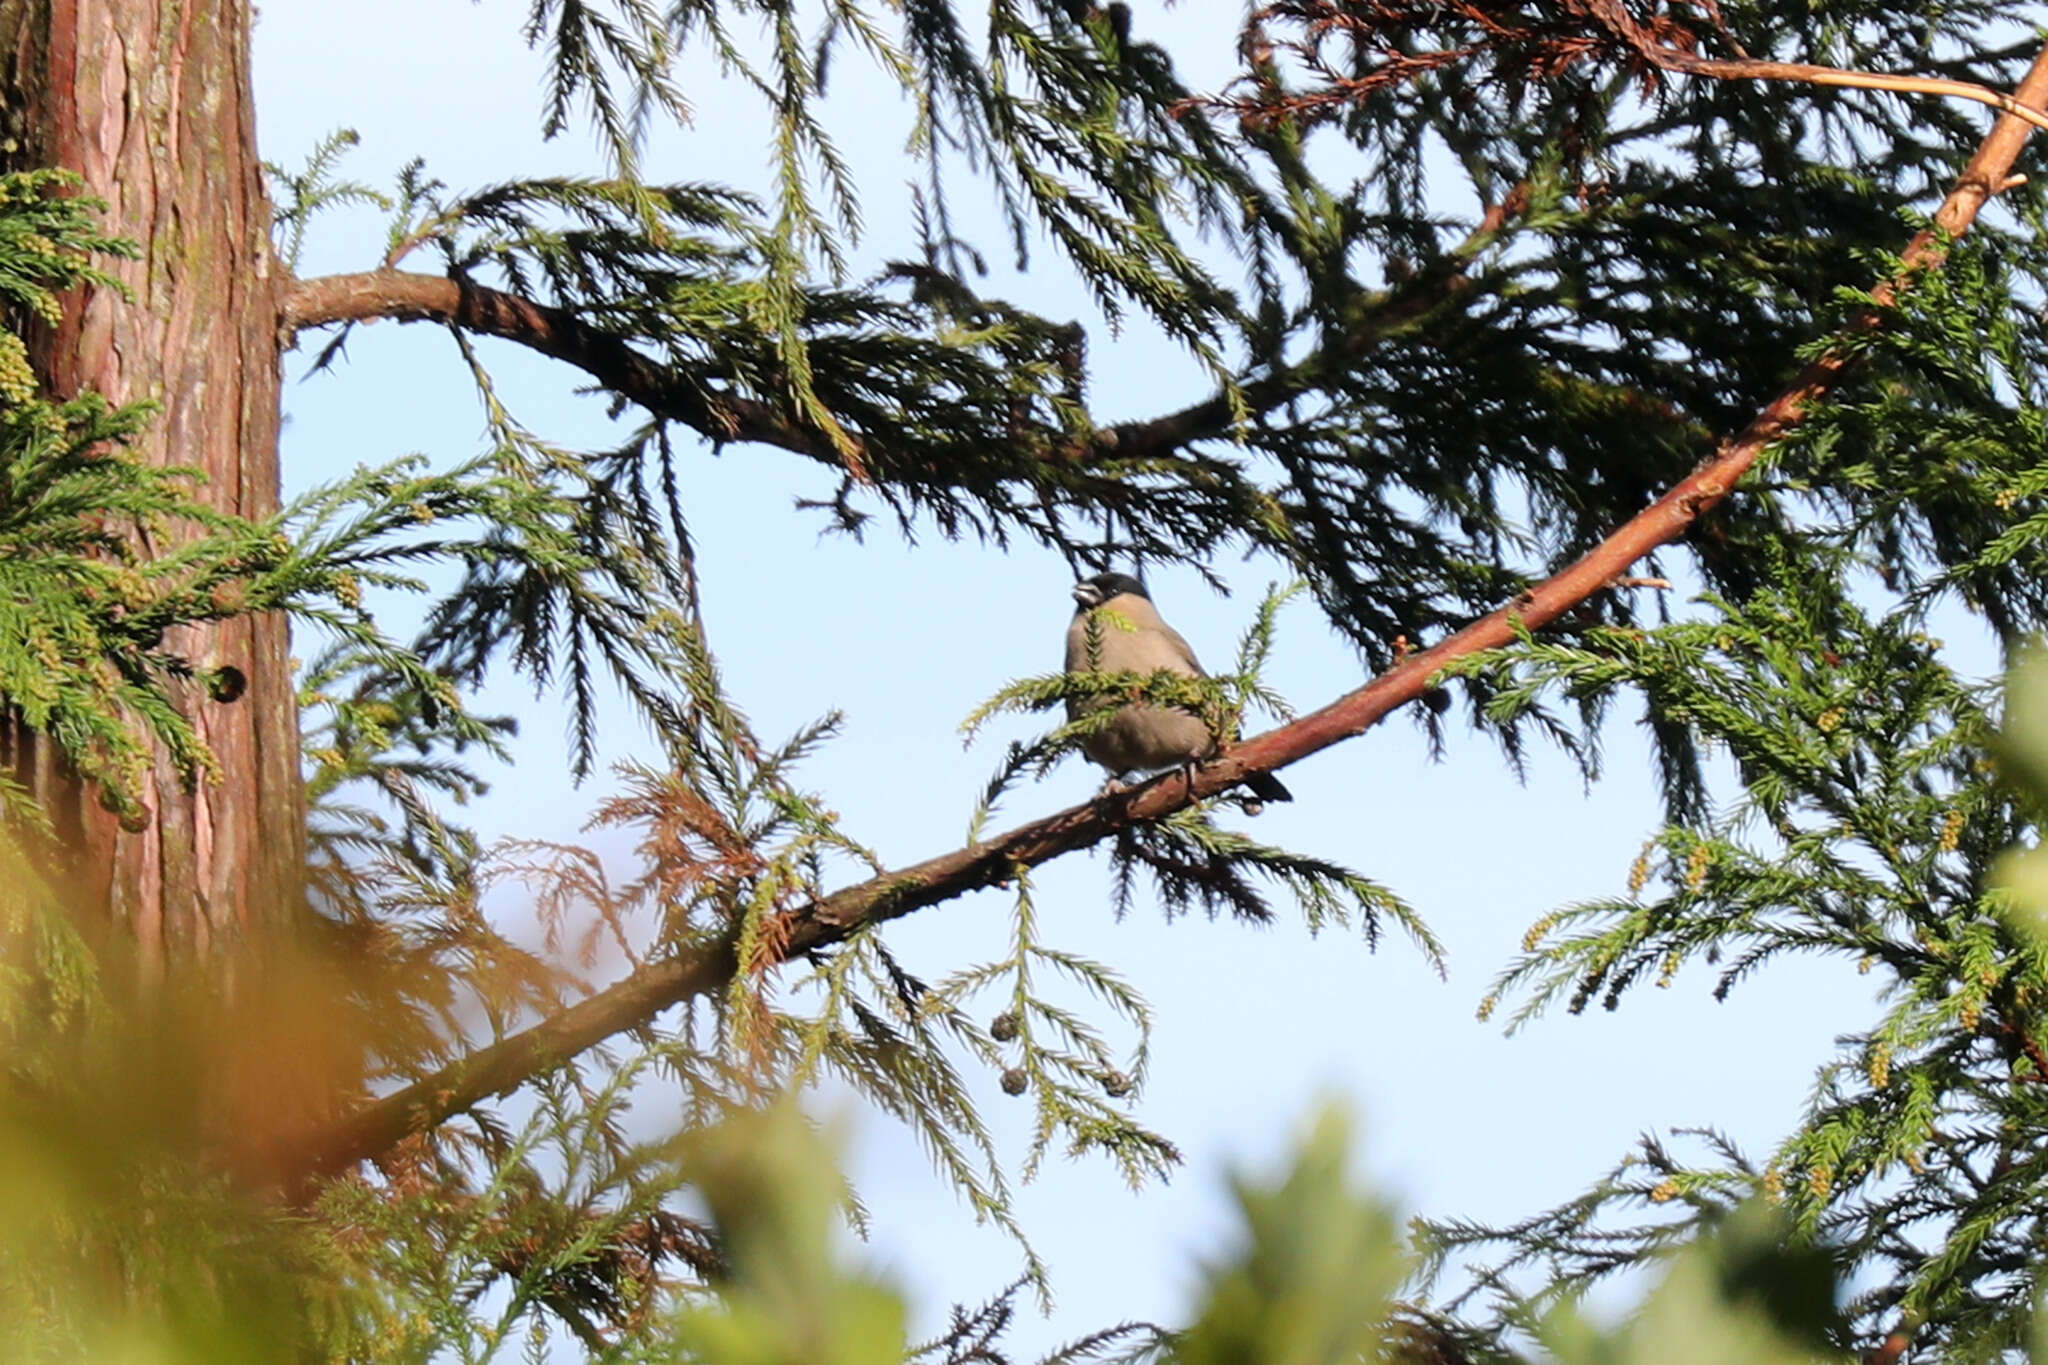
[1065,611,1098,673]
[1070,598,1206,676]
[1107,621,1205,678]
[1155,623,1205,677]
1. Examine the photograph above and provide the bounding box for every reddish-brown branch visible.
[276,45,2048,1191]
[282,271,845,465]
[7,0,303,955]
[284,266,1283,470]
[286,189,1524,478]
[1864,1316,1918,1365]
[1998,1017,2048,1083]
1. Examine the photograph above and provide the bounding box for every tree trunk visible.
[1,0,299,963]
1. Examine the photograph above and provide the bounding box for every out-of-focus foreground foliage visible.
[0,1035,1868,1365]
[11,0,2048,1358]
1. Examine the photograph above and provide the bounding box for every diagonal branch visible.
[277,44,2048,1192]
[1093,190,1527,461]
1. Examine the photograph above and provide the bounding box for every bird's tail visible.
[1243,770,1292,803]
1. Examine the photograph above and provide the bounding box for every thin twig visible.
[1652,51,2048,134]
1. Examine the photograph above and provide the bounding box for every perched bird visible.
[1065,571,1292,805]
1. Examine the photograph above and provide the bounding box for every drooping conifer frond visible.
[264,129,391,272]
[1417,559,2048,1358]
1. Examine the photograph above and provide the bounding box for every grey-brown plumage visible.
[1065,572,1292,803]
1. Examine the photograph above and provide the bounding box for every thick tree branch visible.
[282,271,844,465]
[277,46,2048,1190]
[285,198,1525,483]
[283,265,1277,473]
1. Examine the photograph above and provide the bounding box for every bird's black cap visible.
[1072,571,1149,608]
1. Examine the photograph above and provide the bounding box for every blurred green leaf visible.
[1177,1105,1407,1365]
[669,1105,908,1365]
[1583,1204,1846,1365]
[1996,648,2048,950]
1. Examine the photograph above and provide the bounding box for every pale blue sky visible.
[252,2,1889,1349]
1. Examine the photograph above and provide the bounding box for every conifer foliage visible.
[5,0,2048,1359]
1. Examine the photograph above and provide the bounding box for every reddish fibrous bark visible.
[2,0,301,961]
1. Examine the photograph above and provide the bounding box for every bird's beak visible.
[1071,582,1097,607]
